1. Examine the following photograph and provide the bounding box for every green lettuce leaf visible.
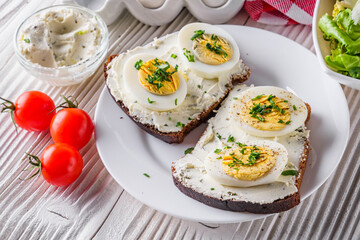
[336,9,360,40]
[325,50,360,78]
[319,13,360,54]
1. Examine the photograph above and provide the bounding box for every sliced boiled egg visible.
[177,22,240,79]
[122,53,187,111]
[205,140,288,187]
[230,86,308,137]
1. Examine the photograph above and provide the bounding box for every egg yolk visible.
[192,34,233,65]
[221,146,276,181]
[138,58,180,95]
[240,94,291,131]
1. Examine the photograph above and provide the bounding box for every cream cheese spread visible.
[172,84,310,204]
[19,8,101,68]
[106,34,248,133]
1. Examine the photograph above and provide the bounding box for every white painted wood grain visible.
[0,1,359,240]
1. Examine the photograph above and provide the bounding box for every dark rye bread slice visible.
[104,54,250,144]
[172,103,311,214]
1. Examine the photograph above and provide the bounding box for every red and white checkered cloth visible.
[244,0,316,25]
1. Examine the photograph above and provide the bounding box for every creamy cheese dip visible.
[18,8,101,68]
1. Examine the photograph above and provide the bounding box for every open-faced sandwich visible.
[172,85,311,214]
[104,23,250,143]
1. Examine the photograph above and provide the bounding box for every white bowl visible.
[14,5,109,87]
[313,0,360,90]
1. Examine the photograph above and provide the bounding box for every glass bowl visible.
[14,4,109,86]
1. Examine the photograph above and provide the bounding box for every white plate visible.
[95,26,350,223]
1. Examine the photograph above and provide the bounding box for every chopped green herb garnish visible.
[286,120,292,125]
[197,85,201,89]
[24,38,30,43]
[175,98,178,106]
[210,188,215,191]
[216,133,222,140]
[142,59,178,90]
[230,147,261,167]
[232,193,237,196]
[143,173,150,178]
[168,117,172,120]
[281,170,298,176]
[249,94,288,122]
[171,53,177,59]
[205,37,228,58]
[188,117,193,120]
[183,48,195,62]
[224,146,231,149]
[217,156,222,159]
[190,30,205,40]
[278,120,284,123]
[227,135,234,142]
[233,97,238,100]
[236,142,246,147]
[293,105,297,111]
[184,147,194,155]
[248,149,260,165]
[249,103,270,122]
[240,148,246,154]
[252,94,264,100]
[176,122,185,128]
[254,115,265,122]
[147,98,155,104]
[284,100,288,103]
[267,94,275,101]
[214,149,222,154]
[135,59,143,70]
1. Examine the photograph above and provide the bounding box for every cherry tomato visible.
[0,91,55,131]
[40,143,83,186]
[50,108,94,150]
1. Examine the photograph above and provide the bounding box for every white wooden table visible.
[1,1,359,239]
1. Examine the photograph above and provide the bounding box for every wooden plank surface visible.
[0,1,358,239]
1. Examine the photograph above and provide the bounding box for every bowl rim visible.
[13,4,109,73]
[312,0,360,86]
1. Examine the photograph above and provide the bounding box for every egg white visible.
[204,140,288,187]
[122,53,187,111]
[230,86,308,137]
[177,22,240,79]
